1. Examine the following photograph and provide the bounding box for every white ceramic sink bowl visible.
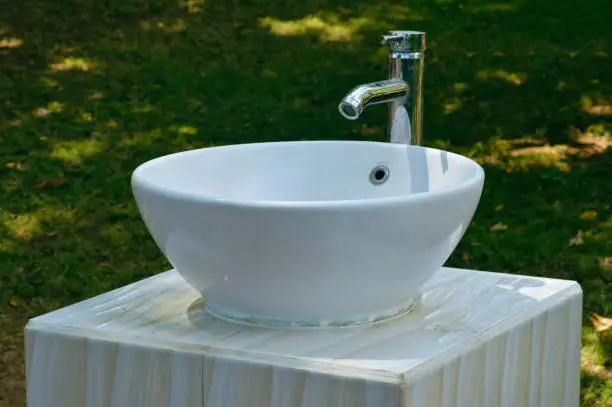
[132,141,484,327]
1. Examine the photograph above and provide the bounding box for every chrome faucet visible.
[338,31,426,145]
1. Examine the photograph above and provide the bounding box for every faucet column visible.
[382,31,426,146]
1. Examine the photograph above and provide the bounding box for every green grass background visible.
[0,0,610,404]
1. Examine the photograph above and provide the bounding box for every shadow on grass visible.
[0,0,610,405]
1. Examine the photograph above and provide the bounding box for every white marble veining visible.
[26,267,582,407]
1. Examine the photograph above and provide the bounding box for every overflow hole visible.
[369,165,390,185]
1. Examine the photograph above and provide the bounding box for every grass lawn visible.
[0,0,610,404]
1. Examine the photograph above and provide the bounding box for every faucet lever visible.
[380,34,404,45]
[381,31,426,54]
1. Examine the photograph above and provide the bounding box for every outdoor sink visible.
[131,140,485,327]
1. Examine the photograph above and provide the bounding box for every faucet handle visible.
[381,31,426,53]
[380,34,404,45]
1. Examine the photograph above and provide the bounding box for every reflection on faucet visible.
[389,103,411,145]
[338,78,408,121]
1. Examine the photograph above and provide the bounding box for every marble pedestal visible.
[25,267,582,407]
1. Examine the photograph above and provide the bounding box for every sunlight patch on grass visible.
[4,214,41,240]
[587,105,612,115]
[102,224,132,246]
[580,211,598,221]
[476,69,526,85]
[87,92,104,100]
[470,138,570,171]
[0,234,17,252]
[258,15,370,42]
[598,257,612,271]
[591,220,612,253]
[32,101,65,118]
[509,144,570,158]
[180,0,206,13]
[132,104,157,114]
[170,125,198,136]
[1,172,23,192]
[5,162,26,171]
[51,138,106,164]
[49,57,102,73]
[470,3,517,12]
[472,125,610,172]
[385,3,426,21]
[141,18,187,33]
[39,77,59,87]
[118,130,162,148]
[504,142,571,172]
[261,69,278,78]
[511,155,571,172]
[2,206,75,240]
[582,327,612,381]
[444,97,464,114]
[570,124,611,157]
[581,96,612,116]
[0,37,23,49]
[451,82,469,92]
[75,112,95,123]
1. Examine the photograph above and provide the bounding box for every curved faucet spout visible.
[338,78,408,120]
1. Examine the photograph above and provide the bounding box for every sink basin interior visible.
[134,141,481,204]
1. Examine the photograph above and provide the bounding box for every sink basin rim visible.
[131,140,485,209]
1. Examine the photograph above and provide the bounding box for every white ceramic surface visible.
[131,141,485,326]
[26,268,582,407]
